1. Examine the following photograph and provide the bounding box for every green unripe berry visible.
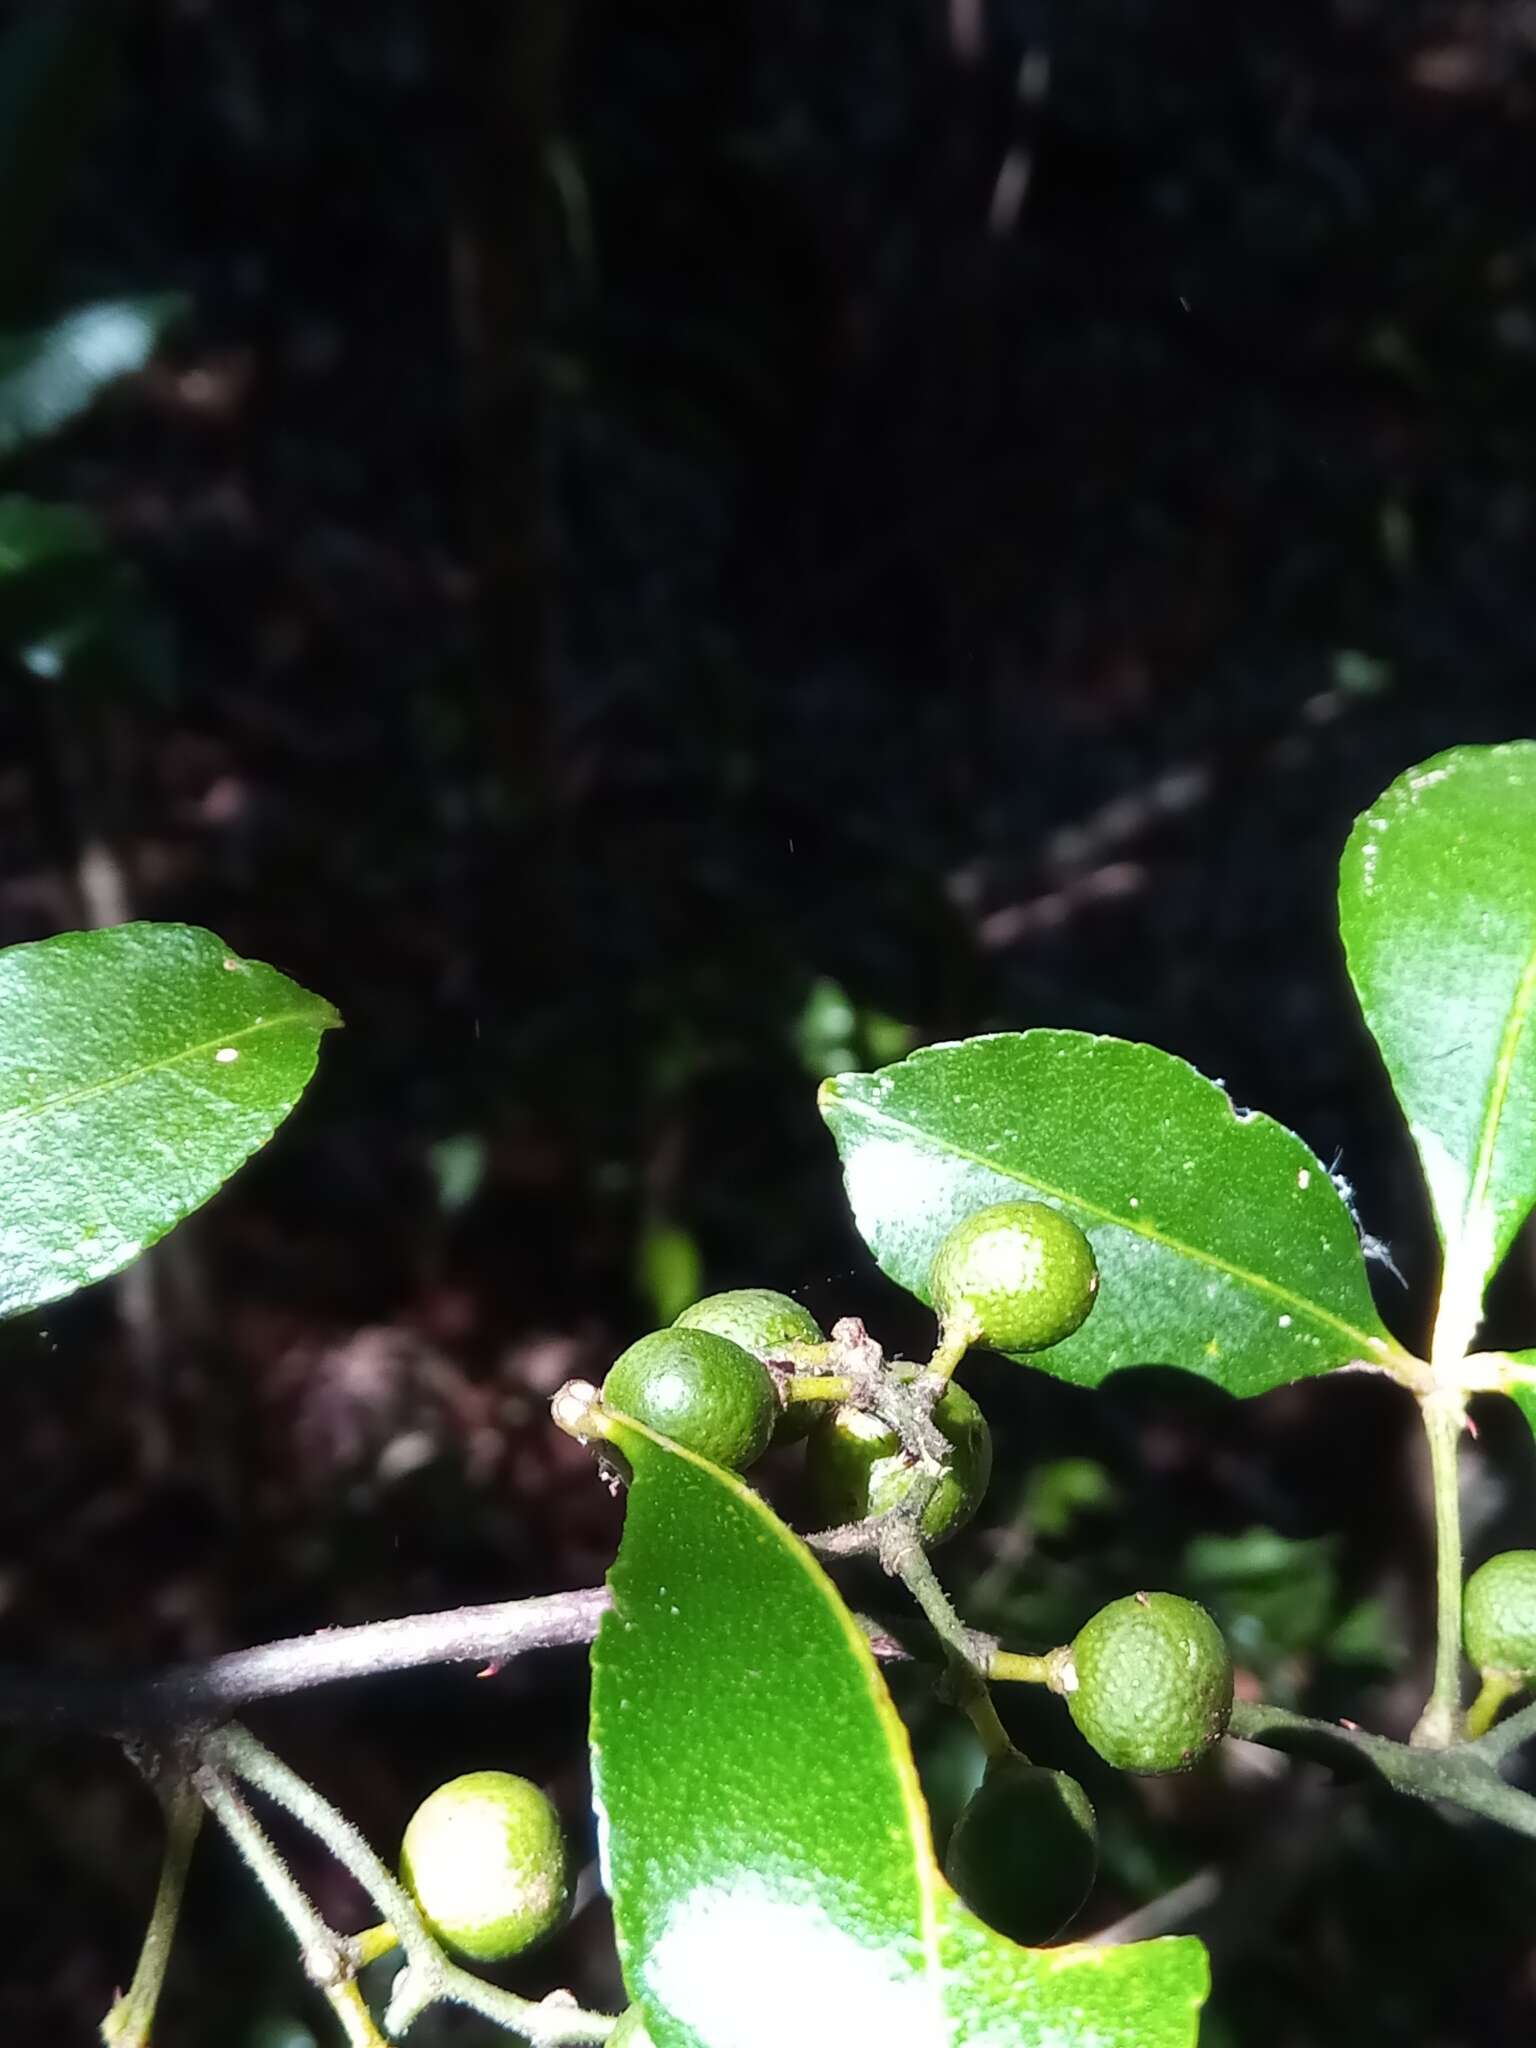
[930,1201,1099,1354]
[806,1381,992,1545]
[1066,1592,1233,1774]
[675,1288,826,1442]
[675,1286,823,1355]
[399,1771,569,1963]
[603,1328,777,1470]
[944,1752,1098,1947]
[1463,1551,1536,1677]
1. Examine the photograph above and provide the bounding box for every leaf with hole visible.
[819,1031,1404,1396]
[0,923,338,1317]
[590,1411,1208,2048]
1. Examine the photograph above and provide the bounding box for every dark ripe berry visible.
[944,1753,1098,1947]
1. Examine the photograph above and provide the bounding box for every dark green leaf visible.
[0,295,187,461]
[0,924,338,1317]
[591,1413,1208,2048]
[819,1031,1405,1396]
[1340,744,1536,1355]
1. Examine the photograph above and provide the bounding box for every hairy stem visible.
[211,1725,615,2045]
[1413,1390,1468,1748]
[1465,1671,1524,1741]
[988,1649,1061,1686]
[100,1769,203,2048]
[888,1531,1011,1757]
[1230,1700,1536,1841]
[196,1764,386,2048]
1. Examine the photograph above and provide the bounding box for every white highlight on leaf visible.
[214,1047,240,1064]
[648,1882,927,2048]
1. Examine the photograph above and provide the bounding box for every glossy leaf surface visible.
[0,924,337,1316]
[591,1413,1208,2048]
[0,295,185,461]
[1340,744,1536,1349]
[820,1032,1402,1395]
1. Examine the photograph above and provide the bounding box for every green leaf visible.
[1340,743,1536,1356]
[591,1414,1207,2048]
[1499,1351,1536,1448]
[819,1031,1403,1396]
[0,294,186,461]
[0,924,338,1317]
[0,493,101,573]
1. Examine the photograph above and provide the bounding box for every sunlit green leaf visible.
[0,294,186,460]
[591,1413,1207,2048]
[0,924,338,1317]
[819,1031,1404,1396]
[1340,744,1536,1353]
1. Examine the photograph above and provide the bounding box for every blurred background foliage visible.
[4,0,1536,2041]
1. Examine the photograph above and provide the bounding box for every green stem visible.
[888,1531,1011,1758]
[1412,1391,1468,1748]
[988,1649,1060,1687]
[1468,1694,1536,1764]
[782,1374,853,1406]
[349,1921,400,1967]
[1466,1675,1529,1744]
[209,1724,616,2045]
[920,1323,971,1390]
[101,1770,203,2048]
[1230,1700,1536,1841]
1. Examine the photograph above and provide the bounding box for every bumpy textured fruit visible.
[930,1201,1099,1353]
[602,1327,777,1470]
[1067,1592,1233,1774]
[676,1286,824,1354]
[806,1381,992,1544]
[944,1752,1098,1947]
[676,1287,826,1441]
[1464,1551,1536,1677]
[399,1771,569,1963]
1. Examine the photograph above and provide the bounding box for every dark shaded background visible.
[5,1,1536,2041]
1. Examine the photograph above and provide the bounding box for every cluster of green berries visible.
[596,1201,1099,1545]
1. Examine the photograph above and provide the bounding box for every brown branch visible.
[0,1588,918,1740]
[0,1587,612,1738]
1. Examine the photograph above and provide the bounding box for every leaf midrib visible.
[0,1007,320,1134]
[1457,929,1536,1257]
[826,1083,1393,1362]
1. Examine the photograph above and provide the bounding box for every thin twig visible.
[0,1587,612,1736]
[0,1585,921,1738]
